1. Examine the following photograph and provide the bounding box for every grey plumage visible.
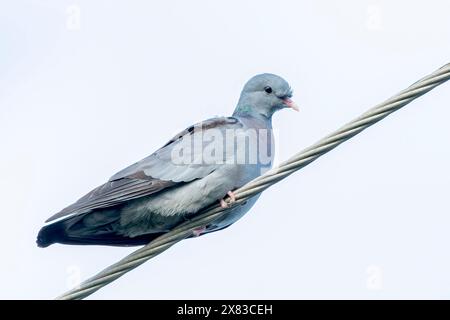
[37,73,297,247]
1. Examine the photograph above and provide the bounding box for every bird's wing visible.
[110,116,241,182]
[46,117,243,223]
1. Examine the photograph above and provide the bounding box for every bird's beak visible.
[283,98,299,112]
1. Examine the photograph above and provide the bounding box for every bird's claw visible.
[227,191,236,202]
[220,191,236,208]
[220,199,228,208]
[192,226,206,237]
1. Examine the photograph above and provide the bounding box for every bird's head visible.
[234,73,299,119]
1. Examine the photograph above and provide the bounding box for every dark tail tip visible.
[36,223,65,248]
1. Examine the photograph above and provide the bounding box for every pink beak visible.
[283,98,299,111]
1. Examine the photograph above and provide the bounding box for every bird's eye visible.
[264,86,272,94]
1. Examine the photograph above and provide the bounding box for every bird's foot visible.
[220,191,236,208]
[192,226,206,237]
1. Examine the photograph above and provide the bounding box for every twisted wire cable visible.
[56,63,450,300]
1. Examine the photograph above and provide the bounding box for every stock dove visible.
[37,73,298,247]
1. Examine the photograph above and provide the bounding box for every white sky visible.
[1,0,450,299]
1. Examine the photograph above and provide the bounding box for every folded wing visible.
[45,117,242,223]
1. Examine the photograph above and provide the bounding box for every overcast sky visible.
[1,0,450,299]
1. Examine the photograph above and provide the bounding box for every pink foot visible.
[220,191,237,208]
[192,226,206,237]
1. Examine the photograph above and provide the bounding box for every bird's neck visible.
[233,108,272,129]
[233,104,273,126]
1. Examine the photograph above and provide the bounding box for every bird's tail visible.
[36,212,165,247]
[36,222,66,248]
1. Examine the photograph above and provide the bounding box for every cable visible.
[56,63,450,300]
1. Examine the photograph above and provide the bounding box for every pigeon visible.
[37,73,298,247]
